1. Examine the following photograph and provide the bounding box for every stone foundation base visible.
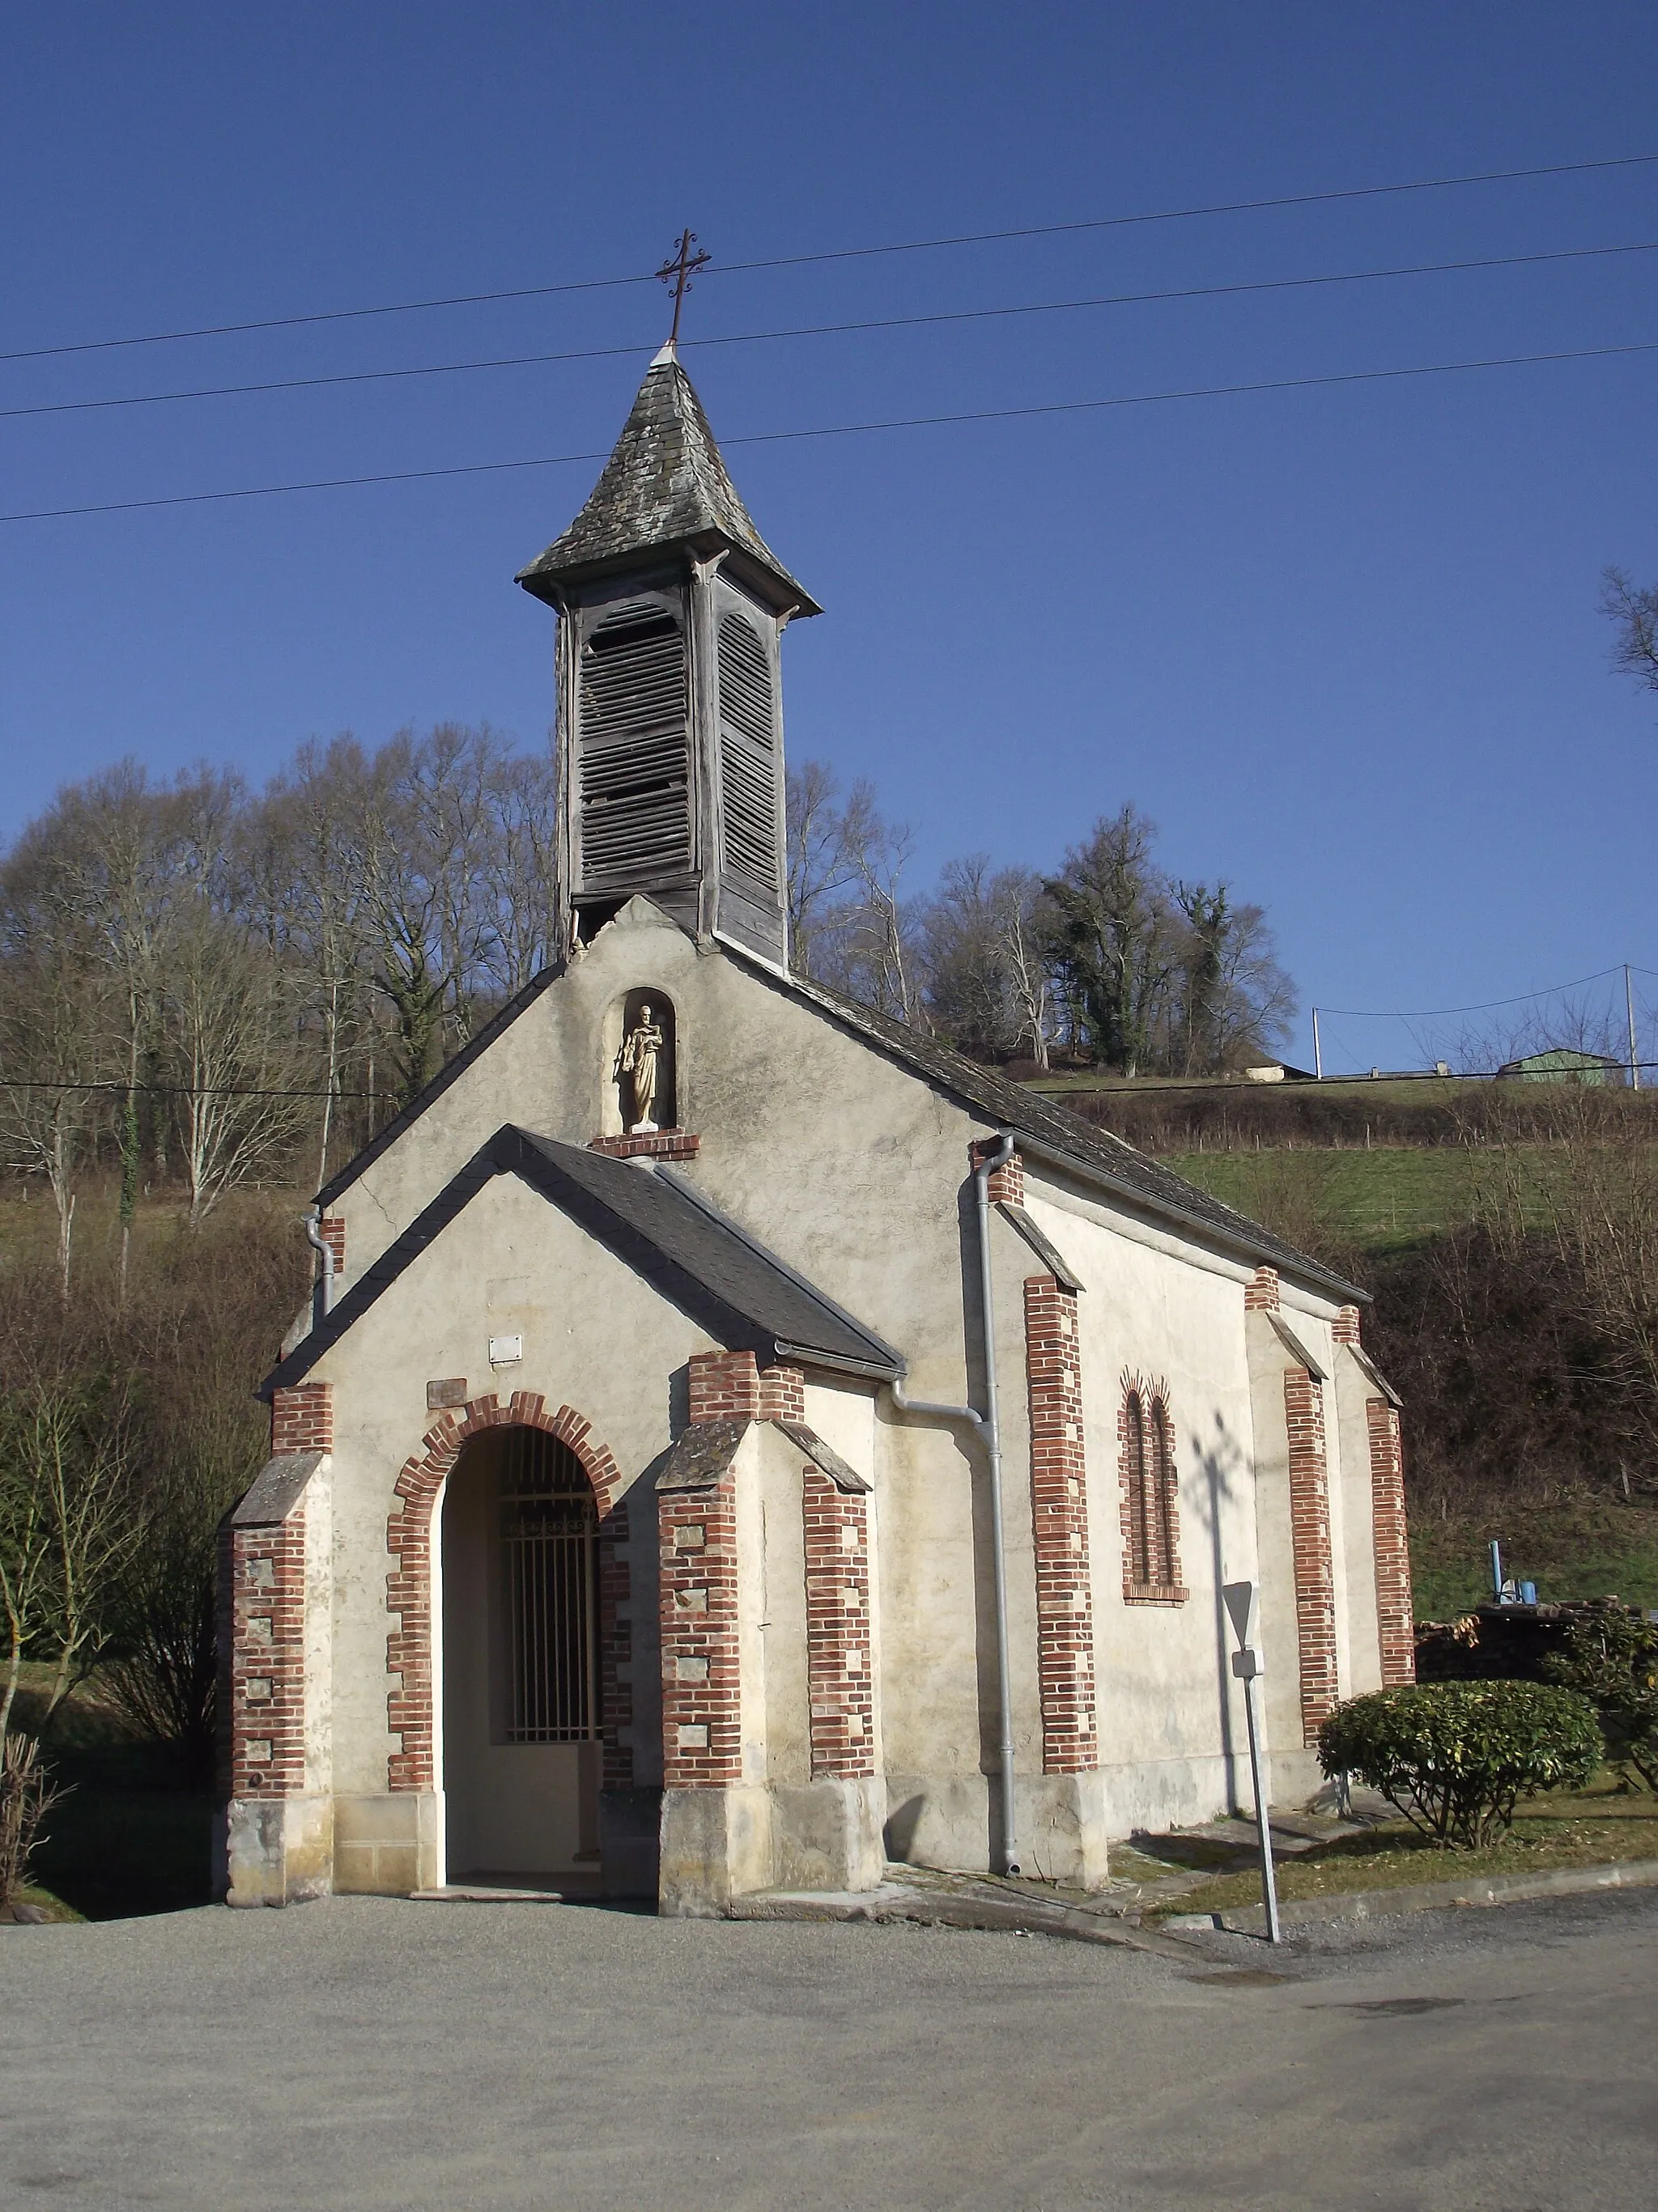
[333,1791,441,1894]
[225,1794,334,1907]
[771,1777,887,1894]
[658,1785,774,1916]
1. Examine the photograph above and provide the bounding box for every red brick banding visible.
[1367,1398,1416,1685]
[1023,1277,1098,1773]
[226,1515,308,1800]
[589,1130,701,1161]
[271,1382,332,1457]
[802,1467,875,1779]
[1244,1267,1281,1313]
[970,1138,1024,1205]
[758,1364,805,1424]
[385,1394,631,1793]
[687,1349,761,1424]
[1285,1365,1339,1743]
[657,1480,742,1788]
[1118,1377,1185,1605]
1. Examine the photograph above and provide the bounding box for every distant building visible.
[1495,1048,1627,1088]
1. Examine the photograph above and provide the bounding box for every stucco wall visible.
[296,900,1382,1866]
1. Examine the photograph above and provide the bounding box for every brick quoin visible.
[1244,1267,1281,1313]
[318,1216,346,1275]
[1284,1365,1340,1743]
[1023,1277,1098,1773]
[271,1382,332,1457]
[802,1468,875,1779]
[1332,1304,1362,1345]
[384,1395,631,1793]
[226,1516,307,1799]
[970,1138,1024,1206]
[1367,1398,1416,1685]
[657,1483,742,1788]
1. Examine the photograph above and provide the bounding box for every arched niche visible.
[599,987,678,1136]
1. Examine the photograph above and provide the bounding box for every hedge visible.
[1317,1681,1601,1848]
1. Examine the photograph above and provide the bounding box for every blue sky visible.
[5,3,1657,1070]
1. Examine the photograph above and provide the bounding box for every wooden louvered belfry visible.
[517,342,820,968]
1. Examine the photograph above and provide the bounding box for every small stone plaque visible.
[426,1377,468,1410]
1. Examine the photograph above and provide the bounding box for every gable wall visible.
[304,1173,713,1796]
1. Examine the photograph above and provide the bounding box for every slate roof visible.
[728,951,1368,1306]
[262,1125,901,1397]
[516,346,821,617]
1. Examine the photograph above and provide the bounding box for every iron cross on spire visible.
[655,229,712,346]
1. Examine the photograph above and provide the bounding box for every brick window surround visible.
[1119,1378,1186,1605]
[385,1394,632,1794]
[1023,1277,1099,1773]
[802,1467,875,1779]
[1285,1365,1340,1743]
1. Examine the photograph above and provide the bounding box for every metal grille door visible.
[499,1429,598,1743]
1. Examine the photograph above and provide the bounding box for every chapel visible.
[221,342,1414,1913]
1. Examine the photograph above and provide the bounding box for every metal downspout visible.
[886,1129,1021,1874]
[304,1207,336,1332]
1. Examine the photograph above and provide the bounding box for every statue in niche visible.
[618,1003,665,1132]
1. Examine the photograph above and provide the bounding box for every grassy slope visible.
[1164,1144,1658,1615]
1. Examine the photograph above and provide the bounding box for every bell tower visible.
[517,343,819,969]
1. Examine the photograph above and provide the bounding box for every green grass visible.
[1145,1778,1658,1921]
[1168,1144,1515,1256]
[1409,1502,1658,1618]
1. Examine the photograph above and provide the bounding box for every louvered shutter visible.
[716,612,780,898]
[576,599,691,888]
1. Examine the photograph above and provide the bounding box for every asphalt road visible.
[3,1887,1655,2210]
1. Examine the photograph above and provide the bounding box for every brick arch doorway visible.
[440,1423,606,1886]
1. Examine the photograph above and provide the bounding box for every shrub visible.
[1542,1602,1658,1793]
[0,1731,66,1908]
[1317,1681,1601,1848]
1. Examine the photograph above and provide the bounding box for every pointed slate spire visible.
[516,344,820,618]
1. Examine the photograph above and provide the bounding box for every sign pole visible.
[1223,1582,1281,1945]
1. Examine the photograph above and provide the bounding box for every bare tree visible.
[0,907,108,1302]
[920,857,1052,1064]
[786,759,863,974]
[1603,566,1658,699]
[0,1382,136,1737]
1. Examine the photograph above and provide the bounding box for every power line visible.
[5,334,1656,528]
[8,236,1654,427]
[1316,966,1629,1017]
[6,149,1656,367]
[2,1078,377,1100]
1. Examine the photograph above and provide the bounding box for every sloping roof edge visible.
[718,944,1369,1308]
[261,1125,900,1399]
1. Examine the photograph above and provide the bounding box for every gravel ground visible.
[3,1884,1656,2210]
